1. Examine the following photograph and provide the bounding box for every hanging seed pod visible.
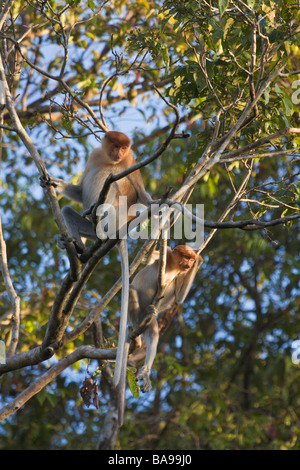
[79,378,94,407]
[79,377,99,409]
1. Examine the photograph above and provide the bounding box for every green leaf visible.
[36,389,48,405]
[282,97,293,117]
[264,86,270,105]
[291,183,300,201]
[85,32,96,40]
[161,46,170,73]
[127,367,140,399]
[61,114,72,134]
[68,0,80,7]
[88,0,95,11]
[47,393,57,406]
[218,0,230,17]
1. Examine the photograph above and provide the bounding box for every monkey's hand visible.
[136,366,152,393]
[145,304,158,317]
[39,174,58,189]
[129,305,158,340]
[137,191,153,208]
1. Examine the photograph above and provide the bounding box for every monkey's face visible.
[178,254,195,272]
[109,143,130,163]
[172,245,197,272]
[104,131,132,164]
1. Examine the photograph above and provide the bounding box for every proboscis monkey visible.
[41,131,152,390]
[118,245,203,426]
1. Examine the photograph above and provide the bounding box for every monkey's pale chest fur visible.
[81,164,137,210]
[132,262,179,313]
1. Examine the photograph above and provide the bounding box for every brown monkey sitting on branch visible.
[41,131,152,253]
[118,244,203,426]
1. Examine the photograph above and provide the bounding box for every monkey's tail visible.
[113,238,129,389]
[117,339,130,427]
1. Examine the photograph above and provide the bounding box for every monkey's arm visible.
[176,255,203,304]
[137,189,153,207]
[40,175,83,203]
[127,172,153,207]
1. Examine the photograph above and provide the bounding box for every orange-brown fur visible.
[78,131,150,222]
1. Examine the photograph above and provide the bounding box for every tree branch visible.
[0,345,116,422]
[0,215,20,357]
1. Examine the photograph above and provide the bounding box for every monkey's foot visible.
[82,203,95,219]
[136,367,152,393]
[57,235,84,254]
